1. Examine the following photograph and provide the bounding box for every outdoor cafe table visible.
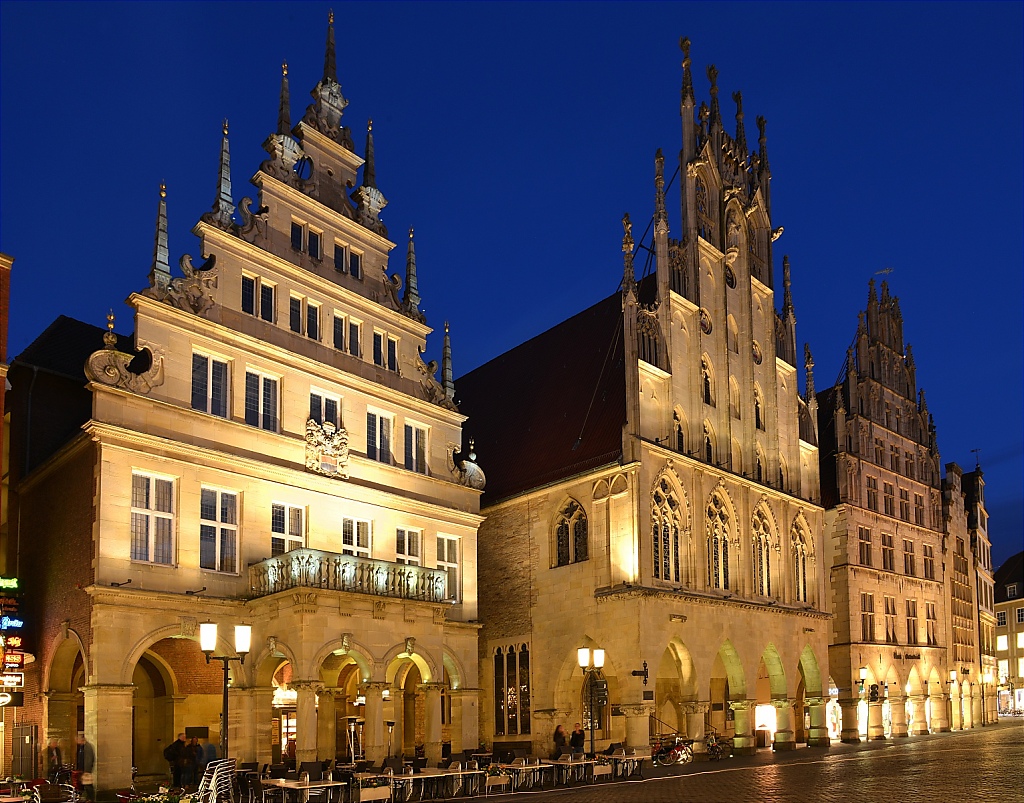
[608,753,646,779]
[539,757,595,786]
[400,767,486,800]
[261,776,349,803]
[495,763,552,790]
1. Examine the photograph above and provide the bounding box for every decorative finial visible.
[282,61,288,77]
[329,9,334,24]
[707,64,721,129]
[277,59,291,135]
[680,37,694,105]
[409,226,414,240]
[222,118,229,136]
[468,438,476,462]
[160,181,166,199]
[732,90,747,156]
[442,321,454,400]
[444,321,449,334]
[202,117,235,230]
[654,149,667,231]
[368,118,373,132]
[103,309,117,349]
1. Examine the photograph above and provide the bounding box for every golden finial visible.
[367,118,373,132]
[222,118,229,136]
[282,61,288,77]
[103,309,117,349]
[444,320,449,334]
[409,227,414,240]
[159,182,166,199]
[328,9,334,24]
[107,309,115,331]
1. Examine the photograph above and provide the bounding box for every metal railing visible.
[249,548,447,602]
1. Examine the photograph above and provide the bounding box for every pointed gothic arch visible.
[701,355,716,407]
[553,497,589,566]
[751,504,775,598]
[703,420,717,465]
[651,470,690,585]
[706,489,732,590]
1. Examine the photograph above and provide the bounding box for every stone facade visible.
[7,16,482,790]
[993,551,1024,713]
[460,41,829,759]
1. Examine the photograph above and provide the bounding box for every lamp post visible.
[199,622,252,760]
[385,720,395,758]
[577,647,605,757]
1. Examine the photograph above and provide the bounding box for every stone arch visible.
[382,643,436,685]
[122,623,247,686]
[727,315,739,354]
[758,643,787,700]
[906,665,926,696]
[753,383,766,430]
[312,638,374,684]
[552,497,589,567]
[254,638,300,686]
[701,354,716,407]
[654,639,698,734]
[552,637,618,722]
[44,628,88,693]
[797,645,824,698]
[672,407,688,454]
[705,483,738,591]
[609,473,629,496]
[713,640,747,699]
[750,501,777,598]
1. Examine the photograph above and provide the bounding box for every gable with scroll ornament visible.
[85,339,165,395]
[416,348,457,411]
[142,253,218,316]
[447,441,486,490]
[305,418,350,479]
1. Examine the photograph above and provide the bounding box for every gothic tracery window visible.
[696,177,713,242]
[792,524,810,603]
[752,508,772,597]
[706,492,730,589]
[555,499,588,566]
[652,479,683,583]
[702,357,715,406]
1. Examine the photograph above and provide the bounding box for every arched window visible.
[755,450,764,483]
[703,423,715,464]
[754,389,764,430]
[581,669,607,733]
[652,478,682,583]
[706,492,730,589]
[696,177,713,242]
[674,411,685,453]
[792,525,809,603]
[555,500,588,566]
[702,357,715,406]
[752,508,772,596]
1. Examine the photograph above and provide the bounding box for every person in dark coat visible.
[551,725,567,759]
[164,733,188,788]
[569,723,586,753]
[46,738,63,783]
[75,733,96,802]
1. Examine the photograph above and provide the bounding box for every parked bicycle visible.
[705,729,733,761]
[650,734,694,766]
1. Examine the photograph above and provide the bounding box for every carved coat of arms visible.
[305,418,350,479]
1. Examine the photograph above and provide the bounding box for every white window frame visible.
[404,421,428,474]
[271,503,304,556]
[245,369,279,432]
[242,274,276,323]
[308,227,323,260]
[191,351,230,418]
[342,517,372,558]
[437,534,460,602]
[348,317,362,358]
[309,389,341,429]
[367,408,393,464]
[332,311,346,351]
[130,472,175,565]
[306,300,321,341]
[1017,606,1024,624]
[996,610,1006,627]
[200,487,238,574]
[373,330,400,372]
[396,527,421,565]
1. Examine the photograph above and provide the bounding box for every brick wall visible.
[149,638,227,695]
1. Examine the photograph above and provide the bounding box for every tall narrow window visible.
[306,302,320,341]
[555,499,589,567]
[866,477,878,511]
[396,528,421,565]
[373,332,385,367]
[881,533,895,571]
[884,595,897,643]
[923,544,935,580]
[242,275,256,315]
[404,423,428,474]
[291,221,304,251]
[906,599,918,645]
[334,241,347,273]
[706,492,730,590]
[702,358,714,406]
[245,371,278,432]
[494,645,531,736]
[333,314,345,350]
[883,482,895,516]
[290,297,303,334]
[131,474,174,565]
[271,503,303,556]
[191,354,228,418]
[341,517,371,557]
[926,602,937,645]
[308,229,322,260]
[200,488,237,573]
[861,592,875,642]
[914,493,925,525]
[899,488,910,521]
[754,391,764,430]
[349,251,362,279]
[437,534,460,601]
[751,508,772,597]
[260,283,275,322]
[858,527,872,566]
[387,336,398,372]
[903,539,915,576]
[366,411,392,464]
[349,320,361,357]
[792,525,809,603]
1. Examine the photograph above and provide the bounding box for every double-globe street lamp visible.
[200,622,252,760]
[577,648,606,756]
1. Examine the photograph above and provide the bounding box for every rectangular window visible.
[914,493,925,525]
[890,445,900,471]
[881,533,895,572]
[997,634,1008,652]
[290,297,303,334]
[437,534,460,601]
[130,473,174,565]
[372,331,400,371]
[903,539,915,576]
[306,302,320,341]
[874,439,884,465]
[884,595,897,644]
[342,517,371,558]
[242,275,256,315]
[291,221,304,251]
[404,423,427,474]
[260,283,275,322]
[1017,607,1024,624]
[998,658,1009,679]
[349,251,362,279]
[883,482,895,516]
[1018,632,1024,648]
[906,455,915,479]
[200,488,237,573]
[858,527,872,566]
[333,314,345,350]
[366,411,392,464]
[861,592,875,642]
[1009,583,1019,598]
[334,242,347,273]
[191,353,229,418]
[899,489,910,521]
[349,320,361,358]
[271,503,303,556]
[396,528,421,565]
[867,477,878,511]
[244,371,278,432]
[996,610,1007,627]
[373,332,384,367]
[309,391,340,428]
[308,229,322,260]
[906,599,918,645]
[923,544,935,580]
[243,276,276,322]
[926,602,937,646]
[388,337,398,372]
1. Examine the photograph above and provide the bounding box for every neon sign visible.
[0,579,18,590]
[0,617,24,631]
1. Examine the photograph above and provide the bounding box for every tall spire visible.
[782,255,795,318]
[363,119,377,188]
[654,148,667,233]
[351,120,387,236]
[757,115,770,175]
[804,344,817,404]
[680,37,694,106]
[403,227,422,320]
[149,183,171,292]
[732,90,747,157]
[323,9,337,83]
[707,64,721,131]
[441,321,455,401]
[278,62,291,135]
[621,213,636,298]
[203,119,235,230]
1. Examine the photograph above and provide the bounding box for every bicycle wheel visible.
[678,745,693,765]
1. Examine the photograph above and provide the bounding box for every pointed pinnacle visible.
[278,62,291,135]
[323,10,337,83]
[680,37,694,105]
[362,119,377,188]
[149,182,170,291]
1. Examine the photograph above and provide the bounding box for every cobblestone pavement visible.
[480,719,1024,803]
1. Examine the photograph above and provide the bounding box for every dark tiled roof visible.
[994,551,1024,603]
[13,315,134,379]
[457,292,626,505]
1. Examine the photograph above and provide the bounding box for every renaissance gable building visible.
[7,17,483,790]
[458,41,829,757]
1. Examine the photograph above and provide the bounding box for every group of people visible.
[45,733,95,801]
[551,723,587,758]
[163,732,218,789]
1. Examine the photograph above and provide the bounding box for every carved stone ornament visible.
[303,85,354,151]
[416,349,458,412]
[447,443,486,490]
[85,341,166,395]
[261,132,307,188]
[752,341,763,365]
[373,601,387,620]
[143,253,219,316]
[238,197,269,241]
[179,616,197,637]
[304,418,350,479]
[404,637,416,656]
[352,185,389,237]
[699,308,713,335]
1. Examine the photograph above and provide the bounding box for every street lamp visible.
[200,622,251,760]
[857,667,868,695]
[577,647,605,756]
[385,720,396,757]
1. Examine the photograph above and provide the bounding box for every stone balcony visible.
[248,548,448,603]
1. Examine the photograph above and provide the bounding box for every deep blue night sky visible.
[2,2,1021,565]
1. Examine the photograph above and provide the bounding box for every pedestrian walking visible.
[551,725,567,759]
[163,732,188,789]
[75,733,95,802]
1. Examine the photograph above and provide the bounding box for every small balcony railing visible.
[248,548,447,603]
